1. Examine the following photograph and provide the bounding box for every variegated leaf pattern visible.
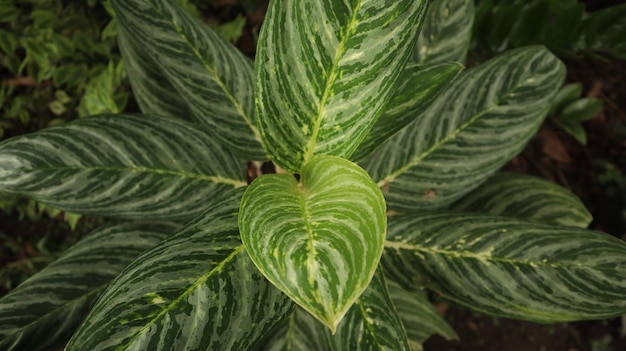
[117,25,193,122]
[452,173,592,228]
[239,156,387,332]
[363,46,566,213]
[258,268,410,351]
[66,188,293,351]
[387,280,457,351]
[351,62,463,161]
[111,0,265,160]
[383,213,626,322]
[412,0,474,64]
[0,114,246,220]
[255,0,427,172]
[0,221,179,351]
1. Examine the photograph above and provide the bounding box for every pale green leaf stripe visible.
[383,213,626,322]
[117,25,193,122]
[363,46,566,213]
[240,156,387,332]
[258,268,410,351]
[452,173,592,228]
[66,188,293,351]
[0,114,246,220]
[351,62,463,161]
[0,221,179,351]
[412,0,474,64]
[111,0,265,160]
[387,280,457,351]
[255,0,427,172]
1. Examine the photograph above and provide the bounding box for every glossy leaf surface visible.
[364,46,565,213]
[452,173,592,228]
[412,0,474,64]
[66,189,293,351]
[259,269,410,351]
[255,0,427,172]
[0,114,246,220]
[240,156,386,332]
[383,213,626,322]
[111,0,264,159]
[387,280,457,351]
[0,221,178,351]
[351,62,463,161]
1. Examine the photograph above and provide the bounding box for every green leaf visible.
[548,82,582,116]
[351,62,463,161]
[0,29,17,54]
[0,221,179,351]
[580,4,626,55]
[239,156,387,332]
[0,114,246,220]
[258,268,410,351]
[451,173,592,228]
[210,14,246,43]
[116,25,194,123]
[255,0,428,172]
[387,280,457,351]
[383,213,626,322]
[412,0,474,64]
[111,0,265,160]
[557,120,587,145]
[561,97,603,123]
[66,188,293,351]
[363,46,566,213]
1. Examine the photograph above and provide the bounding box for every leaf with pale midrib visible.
[0,221,179,351]
[0,114,246,220]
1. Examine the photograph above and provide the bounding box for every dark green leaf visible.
[561,98,603,123]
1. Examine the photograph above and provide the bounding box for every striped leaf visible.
[351,62,463,161]
[387,280,457,351]
[239,156,387,332]
[412,0,474,64]
[452,173,592,228]
[117,25,193,122]
[0,114,246,220]
[0,221,179,351]
[258,268,410,351]
[66,188,293,351]
[363,46,566,213]
[111,0,265,160]
[255,0,428,172]
[383,213,626,322]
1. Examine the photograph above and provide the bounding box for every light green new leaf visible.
[0,114,246,220]
[412,0,474,64]
[387,280,457,351]
[255,0,427,172]
[363,46,565,213]
[111,0,265,160]
[259,268,410,351]
[66,189,293,351]
[351,62,463,161]
[117,25,193,122]
[0,221,179,351]
[239,156,387,332]
[383,213,626,322]
[452,173,592,228]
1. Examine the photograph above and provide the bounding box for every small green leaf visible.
[239,156,387,332]
[548,82,583,115]
[0,221,179,351]
[387,280,457,350]
[351,62,463,161]
[210,14,246,43]
[558,120,587,145]
[561,97,603,122]
[0,29,17,54]
[412,0,474,64]
[580,3,626,56]
[452,173,592,228]
[66,189,293,351]
[383,213,626,322]
[255,0,428,172]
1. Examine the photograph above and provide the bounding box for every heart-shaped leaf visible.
[239,156,386,332]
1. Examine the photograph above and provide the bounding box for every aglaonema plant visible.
[0,0,625,350]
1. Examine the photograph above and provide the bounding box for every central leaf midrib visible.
[303,1,363,166]
[8,165,246,187]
